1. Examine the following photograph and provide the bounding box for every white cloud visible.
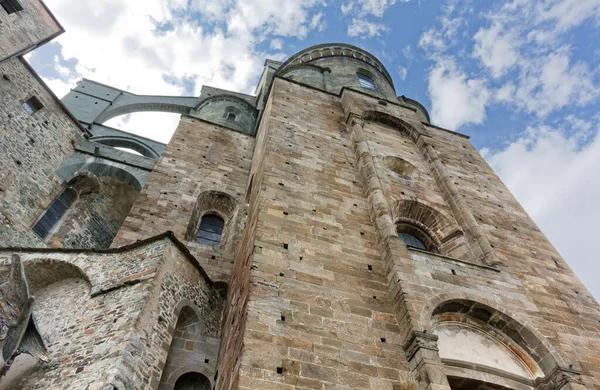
[513,49,597,116]
[427,59,489,130]
[483,120,600,299]
[41,0,325,142]
[341,0,406,17]
[270,38,283,50]
[473,23,519,78]
[347,18,390,38]
[398,66,407,80]
[419,0,600,127]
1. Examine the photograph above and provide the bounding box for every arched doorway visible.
[173,372,211,390]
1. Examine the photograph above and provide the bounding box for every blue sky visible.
[28,0,600,299]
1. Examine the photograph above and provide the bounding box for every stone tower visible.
[0,3,599,390]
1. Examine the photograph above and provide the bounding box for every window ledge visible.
[407,247,500,272]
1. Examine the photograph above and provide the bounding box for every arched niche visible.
[0,259,91,388]
[45,168,140,249]
[158,304,218,390]
[173,372,211,390]
[392,199,470,259]
[427,298,571,389]
[361,110,421,142]
[186,191,239,250]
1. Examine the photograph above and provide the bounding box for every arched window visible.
[357,72,376,90]
[173,372,211,390]
[397,222,438,253]
[195,214,224,247]
[226,112,236,122]
[398,232,427,250]
[33,188,76,239]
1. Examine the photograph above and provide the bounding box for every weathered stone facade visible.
[0,3,599,388]
[0,0,63,63]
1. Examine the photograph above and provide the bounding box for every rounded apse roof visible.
[277,43,395,92]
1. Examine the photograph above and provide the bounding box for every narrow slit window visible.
[1,0,24,14]
[33,188,76,239]
[226,112,236,122]
[23,96,44,115]
[357,73,376,90]
[398,232,427,251]
[196,214,225,247]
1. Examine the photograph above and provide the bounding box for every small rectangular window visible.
[357,73,376,90]
[23,96,43,115]
[1,0,24,14]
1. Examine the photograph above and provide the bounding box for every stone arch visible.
[162,367,213,390]
[57,161,143,192]
[0,257,91,295]
[361,110,421,142]
[89,135,160,158]
[186,191,239,248]
[95,100,195,124]
[392,199,463,249]
[67,171,101,196]
[421,294,567,378]
[159,300,218,390]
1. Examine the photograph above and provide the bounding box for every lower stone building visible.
[0,4,599,388]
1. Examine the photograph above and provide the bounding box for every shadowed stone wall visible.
[0,57,85,248]
[0,235,225,390]
[46,176,138,249]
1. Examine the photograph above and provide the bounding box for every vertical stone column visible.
[419,139,497,266]
[349,118,451,390]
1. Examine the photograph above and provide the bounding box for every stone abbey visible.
[1,1,599,389]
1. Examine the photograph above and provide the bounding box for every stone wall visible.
[0,0,62,62]
[113,116,255,282]
[0,57,85,248]
[47,176,138,249]
[0,235,224,390]
[219,78,411,389]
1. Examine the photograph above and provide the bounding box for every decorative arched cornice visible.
[277,43,395,90]
[420,293,568,375]
[194,94,257,115]
[360,110,422,142]
[392,198,463,244]
[279,63,331,76]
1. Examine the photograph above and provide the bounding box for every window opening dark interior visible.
[23,96,44,115]
[398,232,427,250]
[357,72,376,90]
[174,372,211,390]
[195,214,224,247]
[33,188,76,239]
[226,112,236,122]
[1,0,24,14]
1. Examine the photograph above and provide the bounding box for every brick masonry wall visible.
[113,116,255,282]
[0,0,62,62]
[0,57,84,248]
